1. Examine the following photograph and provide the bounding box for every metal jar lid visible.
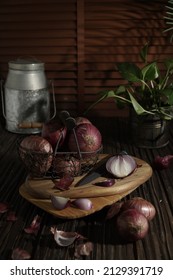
[5,59,47,90]
[8,59,44,71]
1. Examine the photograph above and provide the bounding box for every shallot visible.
[72,198,93,211]
[51,195,70,210]
[116,208,149,242]
[122,197,156,221]
[106,152,137,178]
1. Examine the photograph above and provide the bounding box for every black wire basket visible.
[18,144,102,179]
[18,111,103,179]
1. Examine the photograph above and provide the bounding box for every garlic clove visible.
[50,227,80,246]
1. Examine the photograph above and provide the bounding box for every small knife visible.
[76,155,111,186]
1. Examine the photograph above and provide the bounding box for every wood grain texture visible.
[1,117,173,260]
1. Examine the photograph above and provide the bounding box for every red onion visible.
[20,135,53,153]
[75,116,91,125]
[41,120,67,150]
[153,155,173,170]
[116,209,149,242]
[122,197,156,221]
[53,156,81,177]
[19,135,53,175]
[106,153,137,178]
[68,123,102,154]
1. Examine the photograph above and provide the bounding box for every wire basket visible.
[18,112,103,179]
[18,145,102,179]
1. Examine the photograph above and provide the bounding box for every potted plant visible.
[164,0,173,42]
[85,43,173,148]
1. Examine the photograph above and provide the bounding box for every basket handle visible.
[59,111,76,130]
[58,111,82,158]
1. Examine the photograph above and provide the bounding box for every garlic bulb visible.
[106,153,137,178]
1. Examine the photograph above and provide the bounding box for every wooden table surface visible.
[0,117,173,260]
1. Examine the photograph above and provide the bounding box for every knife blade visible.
[76,155,111,186]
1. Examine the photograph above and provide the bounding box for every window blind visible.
[0,0,169,118]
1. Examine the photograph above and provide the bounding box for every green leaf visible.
[128,92,154,115]
[163,88,173,105]
[141,62,159,81]
[164,58,173,72]
[117,62,142,82]
[139,43,149,63]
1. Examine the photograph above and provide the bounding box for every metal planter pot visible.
[130,112,170,148]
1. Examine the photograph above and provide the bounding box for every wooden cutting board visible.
[19,154,152,219]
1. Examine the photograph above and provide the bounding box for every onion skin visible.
[53,175,74,190]
[20,135,53,153]
[75,116,91,125]
[94,178,115,187]
[116,209,149,242]
[0,202,10,213]
[106,201,123,220]
[12,248,31,260]
[121,197,156,221]
[153,155,173,170]
[53,156,81,177]
[68,123,102,154]
[19,135,53,175]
